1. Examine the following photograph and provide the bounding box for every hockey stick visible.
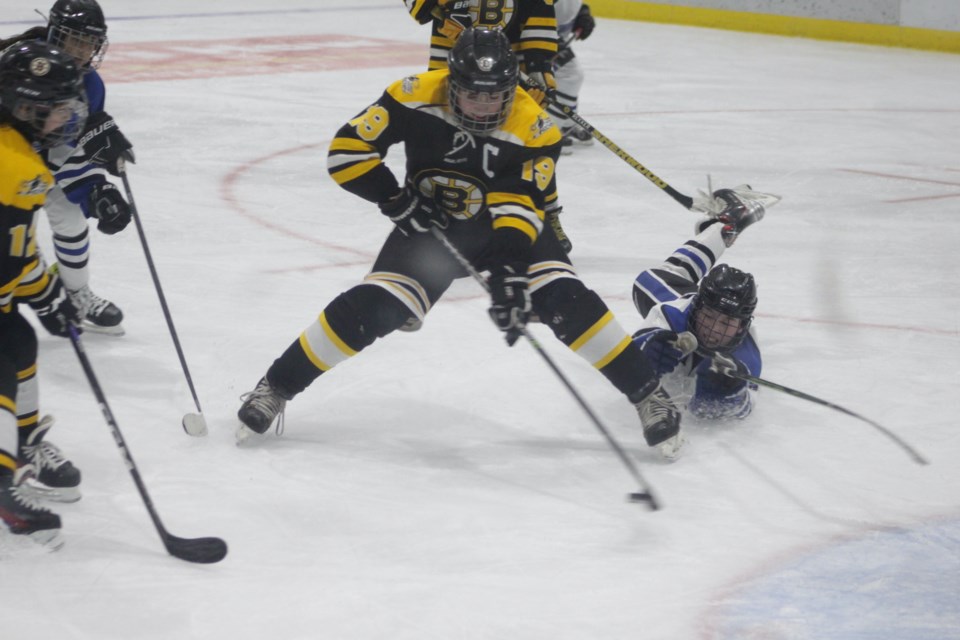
[676,333,930,466]
[117,163,207,437]
[425,6,694,210]
[429,227,661,509]
[67,325,228,563]
[735,371,929,466]
[521,74,695,210]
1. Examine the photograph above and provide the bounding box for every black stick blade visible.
[628,492,660,511]
[164,535,228,564]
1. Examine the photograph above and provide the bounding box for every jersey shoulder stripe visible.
[497,91,563,148]
[385,70,448,109]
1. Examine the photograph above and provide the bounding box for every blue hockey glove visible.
[639,330,686,375]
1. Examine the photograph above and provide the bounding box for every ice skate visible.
[68,284,125,336]
[632,383,685,461]
[0,474,64,550]
[19,416,82,503]
[237,377,288,443]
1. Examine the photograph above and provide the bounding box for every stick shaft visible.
[119,169,204,415]
[735,371,928,466]
[429,228,661,507]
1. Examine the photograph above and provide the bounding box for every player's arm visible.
[327,91,406,204]
[690,342,761,420]
[405,0,441,24]
[0,206,25,313]
[518,1,559,101]
[485,147,559,265]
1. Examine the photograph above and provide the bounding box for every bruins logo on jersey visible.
[414,170,487,221]
[468,0,517,29]
[18,174,52,197]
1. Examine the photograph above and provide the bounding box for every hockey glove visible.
[35,280,81,338]
[638,330,687,376]
[79,111,135,176]
[574,4,596,40]
[523,67,557,105]
[708,352,748,379]
[436,0,472,38]
[378,186,448,236]
[88,182,132,235]
[487,263,531,346]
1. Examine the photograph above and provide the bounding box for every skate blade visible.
[657,433,687,462]
[80,320,125,336]
[18,480,81,504]
[235,423,264,446]
[29,528,65,550]
[1,526,65,553]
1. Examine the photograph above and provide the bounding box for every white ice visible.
[2,2,959,638]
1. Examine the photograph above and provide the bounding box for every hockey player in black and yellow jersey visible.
[0,41,88,548]
[238,27,683,459]
[406,1,573,250]
[406,0,559,103]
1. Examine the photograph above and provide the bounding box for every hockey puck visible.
[182,413,208,437]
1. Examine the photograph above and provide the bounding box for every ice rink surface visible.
[2,2,959,638]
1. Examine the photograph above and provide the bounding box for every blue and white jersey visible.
[43,68,111,218]
[631,222,762,420]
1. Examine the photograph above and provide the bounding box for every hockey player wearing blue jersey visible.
[631,186,776,457]
[1,0,134,336]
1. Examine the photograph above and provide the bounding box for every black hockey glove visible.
[487,263,531,347]
[638,330,686,376]
[378,186,448,236]
[79,110,135,176]
[708,352,748,378]
[574,4,596,40]
[88,182,132,235]
[35,281,81,338]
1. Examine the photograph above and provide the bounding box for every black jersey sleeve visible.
[326,91,408,204]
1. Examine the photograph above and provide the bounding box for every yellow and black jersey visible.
[406,0,558,73]
[327,69,563,249]
[0,125,56,314]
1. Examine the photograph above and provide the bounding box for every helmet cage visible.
[0,42,89,148]
[48,23,108,69]
[689,265,757,353]
[48,0,109,69]
[15,96,89,149]
[447,27,518,136]
[449,78,515,135]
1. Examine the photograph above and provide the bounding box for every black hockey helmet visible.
[0,40,88,148]
[447,26,519,135]
[47,0,108,69]
[690,264,757,352]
